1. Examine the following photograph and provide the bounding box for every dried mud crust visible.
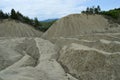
[58,43,120,80]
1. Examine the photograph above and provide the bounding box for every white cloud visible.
[0,0,88,20]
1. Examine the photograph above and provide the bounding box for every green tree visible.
[86,7,90,14]
[0,10,4,19]
[95,8,99,14]
[89,8,94,14]
[10,9,17,19]
[81,11,86,14]
[4,13,9,19]
[0,10,9,19]
[97,5,101,13]
[34,17,40,27]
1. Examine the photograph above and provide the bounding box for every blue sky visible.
[0,0,120,20]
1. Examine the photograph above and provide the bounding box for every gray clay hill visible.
[0,19,42,37]
[0,14,120,80]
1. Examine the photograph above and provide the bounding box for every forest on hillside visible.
[0,9,56,32]
[82,6,120,22]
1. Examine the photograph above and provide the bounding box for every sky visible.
[0,0,120,20]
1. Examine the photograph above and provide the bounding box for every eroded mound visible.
[58,43,120,80]
[0,19,42,37]
[0,38,77,80]
[42,14,120,39]
[0,38,39,71]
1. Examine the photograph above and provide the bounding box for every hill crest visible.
[42,14,120,39]
[0,19,42,37]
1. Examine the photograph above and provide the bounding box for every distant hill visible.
[41,19,59,22]
[40,19,58,32]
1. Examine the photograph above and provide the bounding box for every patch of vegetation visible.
[99,8,120,24]
[100,8,120,19]
[82,6,120,24]
[82,6,120,20]
[0,9,57,32]
[0,10,9,19]
[40,20,57,32]
[81,5,101,14]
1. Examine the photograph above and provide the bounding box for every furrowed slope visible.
[42,14,120,39]
[0,19,42,37]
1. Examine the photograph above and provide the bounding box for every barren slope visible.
[0,38,77,80]
[41,14,120,80]
[0,14,120,80]
[0,19,42,37]
[58,43,120,80]
[42,14,120,39]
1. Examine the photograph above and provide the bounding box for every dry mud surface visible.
[0,38,77,80]
[0,33,120,80]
